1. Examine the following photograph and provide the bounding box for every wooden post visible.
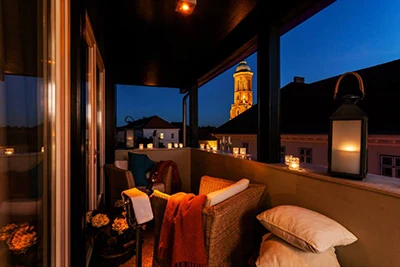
[257,3,281,163]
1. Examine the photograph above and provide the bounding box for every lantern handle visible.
[333,71,365,100]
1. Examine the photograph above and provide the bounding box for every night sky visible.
[117,0,400,127]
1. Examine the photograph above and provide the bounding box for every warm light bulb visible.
[181,3,189,11]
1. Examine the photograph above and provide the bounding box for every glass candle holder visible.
[240,147,246,156]
[212,147,217,152]
[200,144,205,149]
[139,144,144,150]
[206,144,210,150]
[233,147,239,156]
[285,155,292,166]
[174,143,179,148]
[179,143,183,148]
[147,143,153,149]
[289,157,300,170]
[167,143,172,149]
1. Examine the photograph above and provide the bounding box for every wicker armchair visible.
[104,163,173,209]
[151,176,266,267]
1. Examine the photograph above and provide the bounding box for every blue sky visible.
[117,0,400,127]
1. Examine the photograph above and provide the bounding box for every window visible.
[159,133,164,139]
[280,146,286,162]
[299,147,312,163]
[380,155,400,178]
[236,109,240,116]
[171,133,174,138]
[242,142,249,153]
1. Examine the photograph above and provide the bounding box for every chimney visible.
[294,76,305,83]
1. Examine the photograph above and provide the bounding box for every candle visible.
[240,147,246,156]
[4,148,14,155]
[174,143,179,148]
[206,144,210,150]
[179,143,183,148]
[167,143,172,149]
[212,147,217,152]
[200,144,205,149]
[331,148,360,174]
[139,144,144,150]
[233,147,239,156]
[285,155,292,166]
[289,157,300,170]
[147,143,153,149]
[41,146,45,153]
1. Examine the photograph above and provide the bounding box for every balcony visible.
[115,147,400,266]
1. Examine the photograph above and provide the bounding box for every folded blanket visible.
[154,160,182,193]
[159,192,207,267]
[121,188,153,225]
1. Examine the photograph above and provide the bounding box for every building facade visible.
[230,61,253,120]
[217,60,400,178]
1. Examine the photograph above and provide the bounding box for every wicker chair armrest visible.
[199,176,235,195]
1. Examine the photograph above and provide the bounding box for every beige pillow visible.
[257,205,357,253]
[256,233,340,267]
[205,178,249,206]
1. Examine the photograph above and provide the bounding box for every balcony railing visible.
[115,147,400,267]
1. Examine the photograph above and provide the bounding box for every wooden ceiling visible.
[107,0,335,89]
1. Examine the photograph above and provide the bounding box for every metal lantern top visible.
[330,72,368,120]
[333,71,365,101]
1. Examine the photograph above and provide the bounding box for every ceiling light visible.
[175,0,196,15]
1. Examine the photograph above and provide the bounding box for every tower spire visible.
[230,61,254,119]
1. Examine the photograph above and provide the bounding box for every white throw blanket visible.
[121,188,154,225]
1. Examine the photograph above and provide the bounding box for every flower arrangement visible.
[0,223,37,254]
[85,199,134,258]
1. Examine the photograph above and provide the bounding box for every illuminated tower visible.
[230,61,253,120]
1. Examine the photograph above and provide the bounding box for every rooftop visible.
[216,59,400,135]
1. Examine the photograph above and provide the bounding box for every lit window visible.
[4,148,15,155]
[236,110,240,116]
[299,147,312,164]
[380,155,400,178]
[159,133,164,140]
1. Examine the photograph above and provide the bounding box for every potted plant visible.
[0,223,38,267]
[86,200,135,260]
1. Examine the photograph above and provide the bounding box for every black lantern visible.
[125,128,135,149]
[328,72,368,180]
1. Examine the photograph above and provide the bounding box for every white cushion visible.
[257,205,357,253]
[256,233,340,267]
[115,160,128,170]
[205,178,249,206]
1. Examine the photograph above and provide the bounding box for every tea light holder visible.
[289,157,300,171]
[212,147,217,153]
[233,147,239,156]
[285,155,292,166]
[179,143,183,148]
[240,147,246,156]
[174,143,179,148]
[206,144,210,150]
[139,144,144,150]
[167,143,172,149]
[147,143,153,149]
[200,144,205,150]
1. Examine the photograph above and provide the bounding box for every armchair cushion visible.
[205,178,249,206]
[127,152,155,186]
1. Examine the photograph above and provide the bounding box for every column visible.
[257,3,281,163]
[189,83,198,148]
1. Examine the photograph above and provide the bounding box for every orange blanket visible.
[158,193,207,267]
[154,160,182,193]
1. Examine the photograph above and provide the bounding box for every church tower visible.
[230,61,253,120]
